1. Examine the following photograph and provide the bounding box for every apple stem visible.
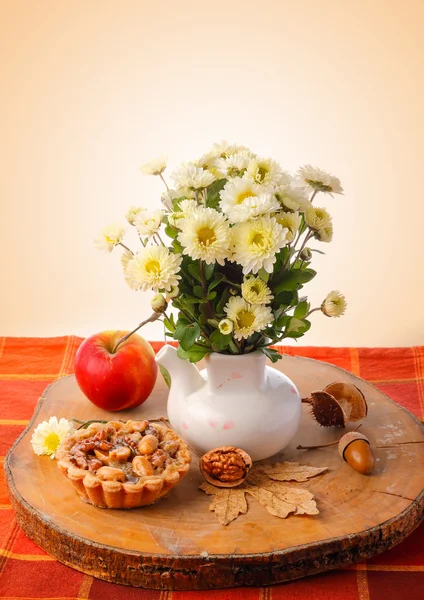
[111,311,163,354]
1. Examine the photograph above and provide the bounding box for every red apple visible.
[74,331,158,411]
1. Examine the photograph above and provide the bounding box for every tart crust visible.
[56,420,191,509]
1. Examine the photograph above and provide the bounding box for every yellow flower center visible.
[105,235,116,244]
[237,310,255,329]
[236,191,255,205]
[44,432,60,453]
[145,260,161,274]
[252,233,265,247]
[250,285,260,295]
[257,166,268,182]
[197,227,216,246]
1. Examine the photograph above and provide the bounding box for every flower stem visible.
[159,173,170,192]
[296,424,362,450]
[310,189,318,203]
[118,242,134,254]
[111,311,162,354]
[200,260,215,319]
[305,307,321,318]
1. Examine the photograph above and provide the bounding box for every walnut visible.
[200,446,252,488]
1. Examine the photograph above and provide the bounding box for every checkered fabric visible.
[0,337,423,599]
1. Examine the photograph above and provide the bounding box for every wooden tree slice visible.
[5,355,424,590]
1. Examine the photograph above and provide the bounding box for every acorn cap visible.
[324,382,367,422]
[309,391,347,427]
[338,431,370,460]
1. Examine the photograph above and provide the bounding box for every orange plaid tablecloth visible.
[0,337,423,599]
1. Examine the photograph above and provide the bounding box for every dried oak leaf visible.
[200,460,327,525]
[252,461,328,483]
[199,482,247,525]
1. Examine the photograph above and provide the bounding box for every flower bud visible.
[321,290,347,318]
[219,319,234,335]
[166,285,179,300]
[151,293,167,313]
[299,247,312,262]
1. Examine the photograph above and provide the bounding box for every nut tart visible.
[56,420,191,509]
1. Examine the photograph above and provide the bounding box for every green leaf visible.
[159,365,171,388]
[206,179,227,210]
[273,290,296,308]
[188,263,202,282]
[177,344,210,363]
[258,268,270,282]
[207,291,217,300]
[260,347,282,363]
[173,318,190,339]
[216,288,231,314]
[294,300,310,319]
[283,317,311,339]
[274,268,317,294]
[298,268,317,284]
[207,319,219,328]
[193,285,205,299]
[210,330,232,350]
[178,322,201,351]
[165,223,178,239]
[163,314,176,333]
[208,273,225,291]
[203,262,215,280]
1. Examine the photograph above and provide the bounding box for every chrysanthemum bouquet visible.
[96,142,346,363]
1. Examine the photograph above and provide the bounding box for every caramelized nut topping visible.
[138,435,159,455]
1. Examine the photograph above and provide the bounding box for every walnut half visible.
[200,446,252,488]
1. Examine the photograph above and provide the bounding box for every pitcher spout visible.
[155,345,204,396]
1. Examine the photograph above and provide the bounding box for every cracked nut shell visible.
[200,446,252,488]
[305,382,368,428]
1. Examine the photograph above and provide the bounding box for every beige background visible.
[1,0,423,346]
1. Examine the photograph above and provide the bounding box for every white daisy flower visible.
[305,206,332,231]
[224,296,273,340]
[179,199,199,213]
[172,163,216,190]
[178,207,231,266]
[161,188,181,210]
[241,276,273,304]
[297,165,343,195]
[124,246,182,292]
[134,209,165,236]
[31,416,74,459]
[214,153,250,179]
[231,216,289,274]
[125,206,146,225]
[315,222,334,243]
[140,155,167,176]
[247,157,283,186]
[218,318,234,335]
[321,290,347,317]
[219,178,276,223]
[274,185,311,212]
[94,223,126,253]
[275,211,302,242]
[168,212,186,230]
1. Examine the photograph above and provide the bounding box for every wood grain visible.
[5,355,424,590]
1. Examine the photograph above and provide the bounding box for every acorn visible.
[303,382,367,427]
[338,432,375,475]
[199,446,252,488]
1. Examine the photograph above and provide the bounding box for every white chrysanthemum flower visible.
[275,211,302,242]
[215,153,250,179]
[321,290,347,318]
[219,178,276,223]
[297,165,343,195]
[247,157,283,186]
[305,206,332,231]
[241,276,273,304]
[95,223,126,253]
[179,199,198,213]
[168,212,186,230]
[315,222,334,243]
[210,141,252,159]
[178,207,231,265]
[134,209,165,236]
[121,249,133,269]
[172,163,216,190]
[218,318,234,334]
[277,171,294,186]
[140,156,167,176]
[231,216,289,274]
[125,246,182,292]
[126,206,146,225]
[275,185,311,212]
[31,416,74,459]
[224,296,273,340]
